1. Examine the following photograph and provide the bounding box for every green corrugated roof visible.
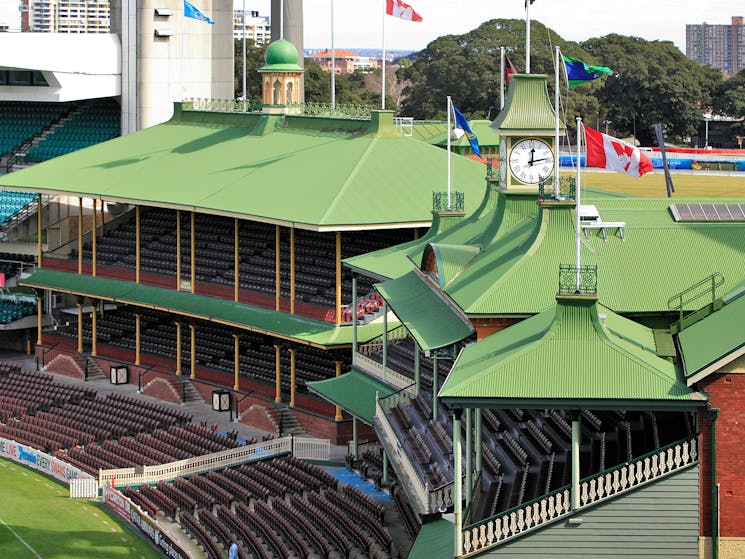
[429,243,481,287]
[678,291,745,377]
[20,269,385,348]
[407,518,454,559]
[411,121,501,149]
[439,298,704,409]
[375,270,474,352]
[492,74,564,134]
[447,196,745,315]
[0,106,486,231]
[306,368,396,424]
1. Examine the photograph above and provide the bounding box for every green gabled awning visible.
[21,269,384,348]
[306,368,396,424]
[407,518,454,559]
[440,298,705,410]
[678,291,745,381]
[375,270,474,352]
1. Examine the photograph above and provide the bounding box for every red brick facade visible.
[699,372,745,538]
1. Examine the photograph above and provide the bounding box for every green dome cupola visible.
[258,39,305,112]
[262,39,303,71]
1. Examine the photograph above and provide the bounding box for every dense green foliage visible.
[713,68,745,136]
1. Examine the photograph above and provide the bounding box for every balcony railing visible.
[183,98,374,119]
[461,436,697,556]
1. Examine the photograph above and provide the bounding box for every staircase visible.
[83,357,106,381]
[276,405,304,435]
[177,377,203,404]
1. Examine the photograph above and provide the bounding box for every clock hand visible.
[528,148,535,166]
[531,157,552,164]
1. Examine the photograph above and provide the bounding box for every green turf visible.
[0,458,163,559]
[565,170,745,198]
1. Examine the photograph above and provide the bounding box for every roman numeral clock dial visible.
[508,138,554,185]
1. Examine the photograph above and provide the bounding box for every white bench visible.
[581,219,626,241]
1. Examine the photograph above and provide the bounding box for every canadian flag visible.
[585,126,653,177]
[385,0,423,22]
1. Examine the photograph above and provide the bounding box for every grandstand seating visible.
[0,252,35,280]
[56,305,351,394]
[0,192,37,225]
[0,101,74,157]
[26,99,120,162]
[126,455,398,559]
[80,207,413,310]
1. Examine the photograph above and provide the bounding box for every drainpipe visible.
[709,406,719,559]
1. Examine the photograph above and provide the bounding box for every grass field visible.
[573,170,745,198]
[0,458,163,559]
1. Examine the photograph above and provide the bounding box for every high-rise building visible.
[233,9,270,45]
[21,0,110,33]
[686,16,744,76]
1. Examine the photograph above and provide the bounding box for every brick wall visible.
[472,317,521,340]
[700,372,745,538]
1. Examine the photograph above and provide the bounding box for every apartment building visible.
[233,9,270,45]
[21,0,109,33]
[686,15,744,75]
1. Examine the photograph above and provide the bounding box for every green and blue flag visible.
[562,54,611,87]
[452,104,481,157]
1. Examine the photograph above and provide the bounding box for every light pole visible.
[704,116,711,148]
[603,120,612,135]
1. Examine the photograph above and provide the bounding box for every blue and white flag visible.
[452,103,481,157]
[184,0,214,24]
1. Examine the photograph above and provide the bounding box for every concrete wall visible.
[112,0,233,132]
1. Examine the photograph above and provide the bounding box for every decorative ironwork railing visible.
[667,272,725,333]
[539,176,575,200]
[461,437,697,556]
[433,191,465,212]
[558,264,598,296]
[182,98,374,118]
[485,156,498,179]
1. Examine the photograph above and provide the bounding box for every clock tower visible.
[493,74,564,191]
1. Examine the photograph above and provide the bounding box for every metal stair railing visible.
[667,272,725,333]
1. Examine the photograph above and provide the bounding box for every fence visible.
[98,436,293,488]
[292,437,330,461]
[70,477,99,498]
[354,351,418,394]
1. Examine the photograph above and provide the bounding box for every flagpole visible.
[525,0,531,74]
[181,13,185,101]
[447,96,452,210]
[381,2,386,110]
[330,0,335,110]
[575,116,583,292]
[242,0,247,111]
[554,45,561,198]
[280,0,284,39]
[500,46,505,111]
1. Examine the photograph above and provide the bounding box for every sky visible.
[0,0,742,53]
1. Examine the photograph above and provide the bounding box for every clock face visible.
[508,138,554,184]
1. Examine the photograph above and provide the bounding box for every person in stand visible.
[228,542,239,559]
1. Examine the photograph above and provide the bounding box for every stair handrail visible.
[137,364,178,396]
[667,272,725,333]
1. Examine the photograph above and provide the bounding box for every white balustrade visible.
[354,352,418,394]
[461,438,698,556]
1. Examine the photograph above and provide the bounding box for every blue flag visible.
[184,0,214,24]
[561,54,611,87]
[452,103,481,157]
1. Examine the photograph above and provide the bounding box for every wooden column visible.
[91,199,97,277]
[190,211,195,294]
[335,231,341,325]
[233,333,240,390]
[175,322,182,375]
[176,210,181,289]
[77,300,83,353]
[289,347,297,408]
[290,227,295,314]
[234,218,239,302]
[36,291,43,345]
[275,225,280,311]
[77,197,83,274]
[189,323,196,378]
[36,194,43,268]
[134,313,141,365]
[135,205,140,283]
[334,360,343,421]
[91,301,97,357]
[274,343,282,402]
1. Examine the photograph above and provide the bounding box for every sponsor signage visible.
[103,485,189,559]
[0,436,92,483]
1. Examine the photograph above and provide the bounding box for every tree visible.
[397,19,595,120]
[582,35,722,145]
[712,68,745,136]
[233,39,266,100]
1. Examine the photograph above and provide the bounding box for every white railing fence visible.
[461,437,698,556]
[70,478,100,498]
[292,437,330,461]
[355,352,418,394]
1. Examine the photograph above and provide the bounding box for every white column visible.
[453,410,463,556]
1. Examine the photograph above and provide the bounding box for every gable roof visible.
[439,297,704,410]
[0,106,487,232]
[678,288,745,384]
